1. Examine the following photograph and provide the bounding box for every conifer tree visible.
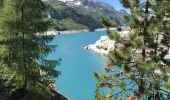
[0,0,60,99]
[94,0,170,99]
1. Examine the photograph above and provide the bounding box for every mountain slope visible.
[44,0,128,31]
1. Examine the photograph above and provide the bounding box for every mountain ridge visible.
[44,0,129,31]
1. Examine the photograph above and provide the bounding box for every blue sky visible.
[101,0,124,10]
[100,0,130,12]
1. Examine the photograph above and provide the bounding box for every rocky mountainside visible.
[44,0,129,31]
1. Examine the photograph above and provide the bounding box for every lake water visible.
[47,31,108,100]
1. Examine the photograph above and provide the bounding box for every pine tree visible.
[102,17,122,31]
[0,0,60,99]
[0,0,3,6]
[94,0,170,99]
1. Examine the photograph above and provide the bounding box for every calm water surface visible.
[48,31,108,100]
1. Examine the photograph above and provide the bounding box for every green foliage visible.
[95,0,170,99]
[0,0,60,99]
[119,0,131,8]
[102,17,122,31]
[102,17,117,27]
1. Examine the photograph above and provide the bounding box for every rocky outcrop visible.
[85,36,115,55]
[84,31,129,55]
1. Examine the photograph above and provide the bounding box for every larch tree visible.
[94,0,170,100]
[0,0,60,100]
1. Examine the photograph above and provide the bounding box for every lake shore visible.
[45,28,117,35]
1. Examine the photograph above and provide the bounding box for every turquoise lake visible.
[47,31,108,100]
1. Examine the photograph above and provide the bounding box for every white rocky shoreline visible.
[84,30,129,55]
[45,28,129,56]
[45,28,170,58]
[84,35,115,55]
[84,30,170,59]
[45,28,116,35]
